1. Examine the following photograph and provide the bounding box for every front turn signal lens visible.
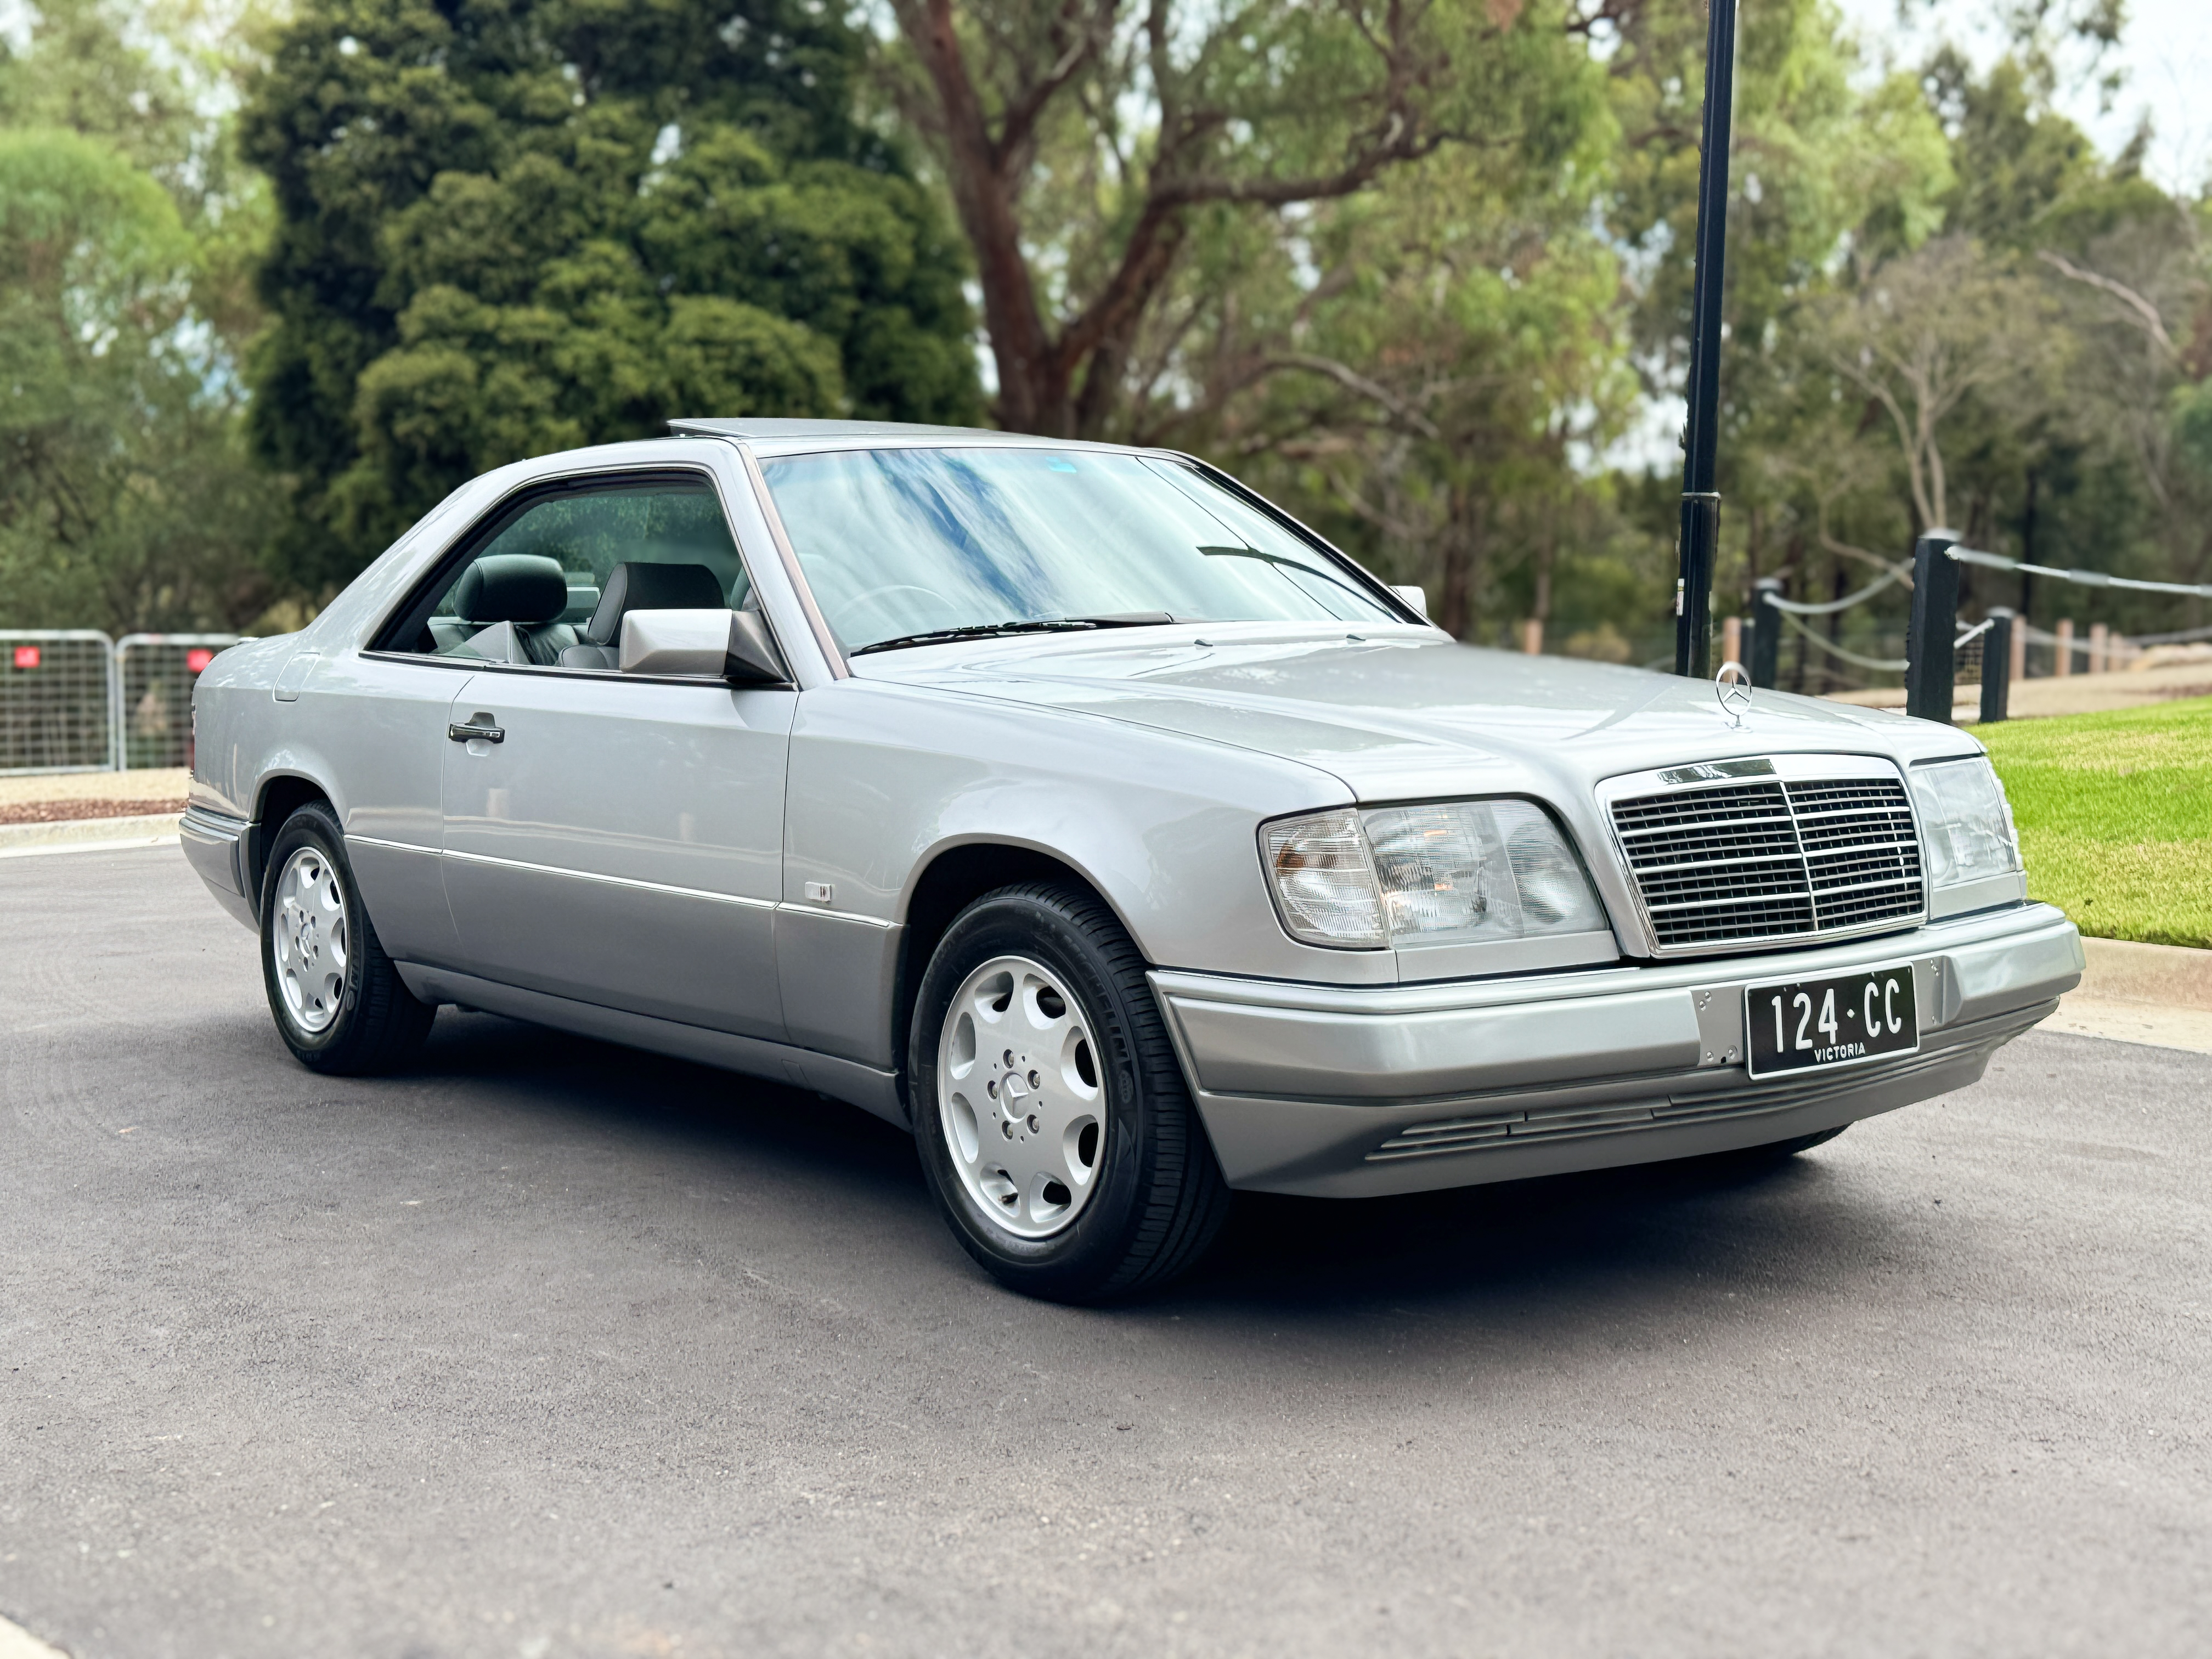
[1261,809,1387,948]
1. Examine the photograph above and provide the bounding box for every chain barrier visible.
[2125,621,2212,647]
[1948,544,2212,600]
[1778,610,1989,675]
[1763,568,1905,617]
[1755,539,2204,712]
[1776,611,1908,673]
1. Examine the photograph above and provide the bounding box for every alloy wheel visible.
[271,845,348,1035]
[936,953,1107,1239]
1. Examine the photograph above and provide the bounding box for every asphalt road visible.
[3,847,2208,1659]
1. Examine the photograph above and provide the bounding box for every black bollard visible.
[1980,608,2013,724]
[1751,579,1782,689]
[1905,532,1962,723]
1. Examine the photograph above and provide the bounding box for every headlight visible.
[1262,800,1607,950]
[1909,757,2021,887]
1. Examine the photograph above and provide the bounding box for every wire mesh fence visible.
[0,631,239,775]
[1,631,119,775]
[115,635,236,771]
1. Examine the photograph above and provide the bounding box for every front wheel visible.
[909,884,1230,1302]
[259,802,435,1074]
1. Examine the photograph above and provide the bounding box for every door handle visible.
[448,715,504,743]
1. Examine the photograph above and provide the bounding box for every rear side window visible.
[380,475,752,666]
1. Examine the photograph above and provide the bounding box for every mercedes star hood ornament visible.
[1714,660,1752,727]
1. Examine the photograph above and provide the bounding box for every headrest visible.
[455,555,569,625]
[586,562,728,645]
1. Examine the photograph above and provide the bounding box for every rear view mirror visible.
[618,608,791,685]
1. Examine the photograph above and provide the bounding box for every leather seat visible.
[558,561,728,669]
[451,555,578,666]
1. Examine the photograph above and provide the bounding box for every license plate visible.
[1743,965,1918,1079]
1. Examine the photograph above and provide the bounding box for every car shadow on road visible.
[1187,1151,1870,1309]
[385,1010,1901,1331]
[404,1007,930,1190]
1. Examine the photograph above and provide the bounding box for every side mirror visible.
[1390,584,1430,620]
[619,608,791,685]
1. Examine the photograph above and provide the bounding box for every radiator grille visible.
[1609,772,1922,954]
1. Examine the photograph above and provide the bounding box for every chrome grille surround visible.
[1597,754,1925,959]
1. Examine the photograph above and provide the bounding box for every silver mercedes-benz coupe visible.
[182,420,2082,1299]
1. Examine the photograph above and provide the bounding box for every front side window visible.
[757,447,1396,653]
[386,476,750,668]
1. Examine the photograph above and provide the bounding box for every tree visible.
[242,0,982,589]
[879,0,1601,438]
[0,0,283,634]
[2038,204,2212,613]
[1146,134,1639,642]
[1821,236,2062,534]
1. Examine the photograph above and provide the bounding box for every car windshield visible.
[757,447,1397,652]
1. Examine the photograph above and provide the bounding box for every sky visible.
[1832,0,2212,194]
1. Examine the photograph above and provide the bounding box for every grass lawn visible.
[1968,694,2212,950]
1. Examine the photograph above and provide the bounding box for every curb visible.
[2077,936,2212,1006]
[0,813,182,859]
[2052,937,2212,1057]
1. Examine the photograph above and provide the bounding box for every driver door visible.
[406,469,796,1040]
[439,672,795,1039]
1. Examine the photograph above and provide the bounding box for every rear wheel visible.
[909,883,1229,1302]
[259,802,435,1074]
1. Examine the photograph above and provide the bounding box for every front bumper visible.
[1149,903,2083,1197]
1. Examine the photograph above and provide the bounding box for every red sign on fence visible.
[186,648,215,673]
[11,646,40,670]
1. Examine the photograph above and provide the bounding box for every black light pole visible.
[1674,0,1740,679]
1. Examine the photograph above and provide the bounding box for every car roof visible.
[665,417,1148,459]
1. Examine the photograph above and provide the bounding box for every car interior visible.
[404,479,757,669]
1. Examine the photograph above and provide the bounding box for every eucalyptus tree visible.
[879,0,1600,438]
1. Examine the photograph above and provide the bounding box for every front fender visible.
[785,678,1392,988]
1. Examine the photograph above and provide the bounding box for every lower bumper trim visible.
[1365,1008,2051,1164]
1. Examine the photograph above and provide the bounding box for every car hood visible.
[858,623,1975,803]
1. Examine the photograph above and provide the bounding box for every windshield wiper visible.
[853,613,1175,656]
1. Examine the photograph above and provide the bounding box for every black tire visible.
[258,801,435,1074]
[909,883,1231,1303]
[1725,1124,1849,1166]
[1767,1124,1848,1156]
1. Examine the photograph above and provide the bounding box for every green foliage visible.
[0,0,283,634]
[4,0,2204,662]
[1974,696,2212,949]
[243,0,981,588]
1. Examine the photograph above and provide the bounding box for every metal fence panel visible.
[114,634,239,772]
[1,631,115,775]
